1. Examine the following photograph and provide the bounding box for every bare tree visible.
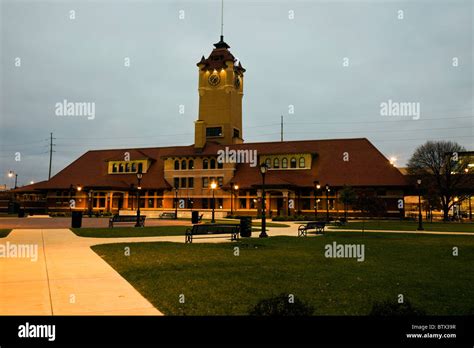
[407,141,472,221]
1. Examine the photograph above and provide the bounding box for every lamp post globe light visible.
[135,169,143,227]
[8,170,18,189]
[416,178,424,231]
[259,163,269,238]
[325,184,330,222]
[210,181,217,223]
[314,181,320,220]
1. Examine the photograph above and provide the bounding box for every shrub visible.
[272,216,286,221]
[369,299,426,316]
[249,293,314,316]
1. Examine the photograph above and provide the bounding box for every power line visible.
[48,132,56,180]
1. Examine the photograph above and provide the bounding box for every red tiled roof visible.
[17,138,408,192]
[197,37,246,73]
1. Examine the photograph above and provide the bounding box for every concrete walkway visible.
[0,229,163,315]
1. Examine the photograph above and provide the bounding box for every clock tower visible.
[194,36,245,149]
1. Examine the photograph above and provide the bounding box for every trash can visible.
[71,211,83,228]
[191,211,199,224]
[239,216,252,237]
[8,202,20,214]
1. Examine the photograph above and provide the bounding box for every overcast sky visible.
[1,0,472,187]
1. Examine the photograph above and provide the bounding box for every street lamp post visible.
[416,178,424,231]
[8,171,18,189]
[314,181,321,220]
[174,185,179,220]
[210,181,217,223]
[259,163,268,238]
[135,169,143,227]
[325,184,330,221]
[88,190,93,217]
[230,183,239,216]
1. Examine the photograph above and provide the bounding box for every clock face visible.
[208,73,220,86]
[234,75,241,88]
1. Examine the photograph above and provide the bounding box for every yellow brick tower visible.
[195,35,245,149]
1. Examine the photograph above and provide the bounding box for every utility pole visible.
[281,115,283,142]
[48,133,55,180]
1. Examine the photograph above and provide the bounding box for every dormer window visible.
[108,159,149,174]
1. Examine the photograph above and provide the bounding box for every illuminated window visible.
[299,157,305,168]
[273,158,280,168]
[265,158,271,168]
[282,158,288,168]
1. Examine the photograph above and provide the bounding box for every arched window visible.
[281,158,288,168]
[174,160,180,170]
[181,160,187,170]
[203,159,209,169]
[189,160,194,170]
[125,163,130,172]
[137,162,143,173]
[290,158,297,168]
[131,163,137,172]
[273,158,280,168]
[299,157,305,168]
[265,158,272,168]
[217,160,223,169]
[112,163,118,173]
[210,158,216,169]
[119,163,124,172]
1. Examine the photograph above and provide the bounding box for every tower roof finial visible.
[220,0,224,40]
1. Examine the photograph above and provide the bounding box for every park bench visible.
[109,214,146,228]
[159,212,176,219]
[297,221,325,237]
[185,224,240,243]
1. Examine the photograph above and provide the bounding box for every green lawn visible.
[0,229,12,238]
[206,219,290,228]
[332,220,474,232]
[71,226,189,238]
[92,233,474,315]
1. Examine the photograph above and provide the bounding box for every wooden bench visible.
[109,214,146,228]
[159,212,176,219]
[298,221,325,237]
[185,224,240,243]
